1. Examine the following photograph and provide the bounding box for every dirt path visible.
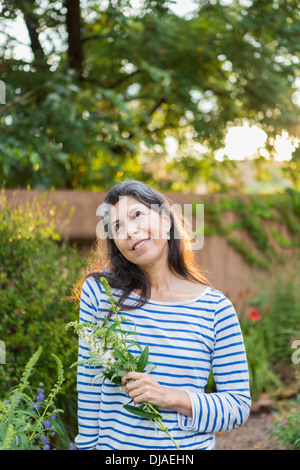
[215,413,281,450]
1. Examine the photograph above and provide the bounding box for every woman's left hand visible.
[121,371,192,417]
[122,371,169,409]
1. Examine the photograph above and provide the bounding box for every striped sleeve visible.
[74,278,102,450]
[178,294,251,433]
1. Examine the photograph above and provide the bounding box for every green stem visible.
[144,403,181,450]
[28,404,50,442]
[159,421,181,450]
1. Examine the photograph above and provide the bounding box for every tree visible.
[0,0,299,191]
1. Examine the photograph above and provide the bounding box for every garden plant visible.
[0,347,68,450]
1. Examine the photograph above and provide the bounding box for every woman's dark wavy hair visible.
[72,179,212,313]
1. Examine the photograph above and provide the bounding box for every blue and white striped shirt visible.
[75,276,251,450]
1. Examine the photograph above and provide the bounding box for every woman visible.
[74,180,251,450]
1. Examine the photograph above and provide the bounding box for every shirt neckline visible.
[130,286,210,306]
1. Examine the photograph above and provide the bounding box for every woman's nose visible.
[127,219,140,237]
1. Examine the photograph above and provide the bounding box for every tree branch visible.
[148,97,167,116]
[81,70,140,90]
[109,70,140,89]
[64,0,84,78]
[22,12,45,60]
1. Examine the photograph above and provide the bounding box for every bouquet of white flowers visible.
[66,276,180,449]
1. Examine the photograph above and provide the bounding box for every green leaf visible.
[15,409,40,419]
[122,318,137,328]
[113,347,127,363]
[145,363,156,374]
[113,328,127,336]
[90,372,104,383]
[104,322,117,337]
[126,340,143,351]
[123,404,159,420]
[136,344,149,372]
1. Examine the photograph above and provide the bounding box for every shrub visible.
[270,395,300,450]
[240,270,300,400]
[0,191,82,399]
[240,314,282,400]
[270,368,300,450]
[248,270,300,366]
[260,276,300,365]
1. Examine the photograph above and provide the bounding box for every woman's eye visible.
[113,211,143,234]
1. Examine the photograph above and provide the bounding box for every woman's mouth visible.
[132,239,150,251]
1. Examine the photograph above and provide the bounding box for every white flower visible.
[79,328,115,368]
[80,328,102,353]
[101,349,115,368]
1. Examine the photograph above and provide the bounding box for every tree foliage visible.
[0,0,299,191]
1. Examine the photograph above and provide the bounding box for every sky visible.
[0,0,298,162]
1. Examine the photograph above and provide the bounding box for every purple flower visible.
[41,436,48,444]
[43,444,50,450]
[43,421,51,429]
[36,392,44,402]
[69,442,77,450]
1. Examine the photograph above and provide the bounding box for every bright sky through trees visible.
[0,0,298,172]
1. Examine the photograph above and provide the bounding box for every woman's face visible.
[108,195,171,267]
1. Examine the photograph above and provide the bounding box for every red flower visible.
[246,308,262,322]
